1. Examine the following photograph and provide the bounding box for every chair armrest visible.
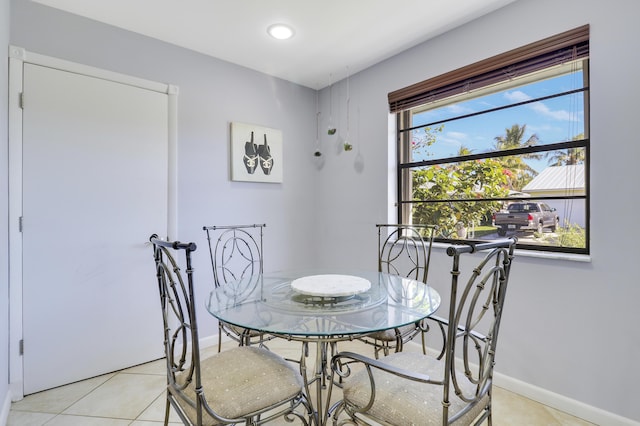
[420,316,448,359]
[331,351,432,384]
[421,315,487,360]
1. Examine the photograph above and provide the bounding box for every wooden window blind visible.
[388,25,589,113]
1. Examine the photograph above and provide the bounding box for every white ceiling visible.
[32,0,517,89]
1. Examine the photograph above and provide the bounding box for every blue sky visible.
[412,71,585,173]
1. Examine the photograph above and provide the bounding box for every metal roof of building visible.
[522,165,585,191]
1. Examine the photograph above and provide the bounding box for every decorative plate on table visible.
[290,274,371,298]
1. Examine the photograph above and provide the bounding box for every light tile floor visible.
[8,339,595,425]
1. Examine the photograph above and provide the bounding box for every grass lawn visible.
[472,225,498,238]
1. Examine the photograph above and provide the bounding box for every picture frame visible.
[230,122,283,183]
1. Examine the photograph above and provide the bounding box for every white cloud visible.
[529,102,577,121]
[504,90,531,103]
[447,104,474,115]
[438,131,469,154]
[447,131,468,141]
[504,90,579,122]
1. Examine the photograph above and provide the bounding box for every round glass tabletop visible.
[206,269,441,337]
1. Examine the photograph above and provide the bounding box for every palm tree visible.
[493,124,541,190]
[444,145,474,172]
[456,145,474,156]
[547,134,586,166]
[547,148,585,166]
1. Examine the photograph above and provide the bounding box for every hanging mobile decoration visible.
[314,91,322,157]
[343,67,353,151]
[314,111,322,157]
[327,74,337,135]
[353,106,365,172]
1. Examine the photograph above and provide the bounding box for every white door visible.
[21,63,169,394]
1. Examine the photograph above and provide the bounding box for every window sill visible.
[432,242,591,263]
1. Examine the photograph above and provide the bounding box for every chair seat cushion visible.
[342,352,488,425]
[224,322,263,338]
[175,346,303,424]
[367,324,417,341]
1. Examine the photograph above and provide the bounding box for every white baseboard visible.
[200,334,219,350]
[1,388,11,426]
[411,341,639,426]
[493,372,639,426]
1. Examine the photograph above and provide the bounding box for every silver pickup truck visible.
[493,202,559,236]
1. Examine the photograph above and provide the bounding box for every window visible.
[391,26,589,254]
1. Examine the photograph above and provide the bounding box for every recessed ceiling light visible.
[267,24,295,40]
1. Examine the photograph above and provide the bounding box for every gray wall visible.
[313,0,640,422]
[6,0,640,423]
[1,0,10,421]
[9,1,319,341]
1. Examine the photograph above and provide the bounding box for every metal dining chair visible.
[329,238,517,426]
[359,224,438,358]
[202,224,274,351]
[149,235,310,425]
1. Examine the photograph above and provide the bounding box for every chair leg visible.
[163,394,171,425]
[380,341,391,358]
[487,393,493,425]
[241,328,251,346]
[394,332,403,353]
[217,323,223,352]
[373,342,383,359]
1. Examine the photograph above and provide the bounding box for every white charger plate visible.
[291,274,371,297]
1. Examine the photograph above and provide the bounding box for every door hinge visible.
[19,216,23,232]
[19,339,24,355]
[19,92,24,109]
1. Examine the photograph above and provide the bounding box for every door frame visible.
[8,45,178,400]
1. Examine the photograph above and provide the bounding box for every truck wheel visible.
[550,218,559,232]
[497,228,507,236]
[536,222,544,234]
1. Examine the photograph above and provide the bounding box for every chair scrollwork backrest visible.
[377,224,438,284]
[202,224,270,350]
[443,238,516,423]
[149,235,205,423]
[203,224,264,287]
[360,224,439,357]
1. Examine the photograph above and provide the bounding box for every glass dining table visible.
[206,269,441,425]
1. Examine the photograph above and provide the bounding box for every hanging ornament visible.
[327,74,337,135]
[314,90,322,157]
[354,106,365,172]
[314,111,322,157]
[343,67,353,151]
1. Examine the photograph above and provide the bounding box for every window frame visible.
[393,26,590,254]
